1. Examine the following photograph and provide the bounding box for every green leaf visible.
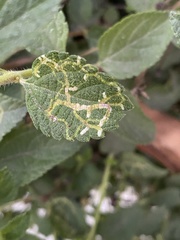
[137,207,168,235]
[100,92,155,154]
[20,51,133,142]
[169,11,180,47]
[144,69,180,111]
[98,11,173,79]
[103,5,119,25]
[0,212,30,240]
[0,93,26,141]
[166,174,180,188]
[72,163,102,196]
[0,85,25,101]
[126,0,160,12]
[50,197,88,238]
[164,217,180,240]
[27,11,68,56]
[150,188,180,209]
[0,126,82,187]
[0,0,60,63]
[119,152,168,179]
[67,0,93,27]
[0,168,17,206]
[98,206,145,240]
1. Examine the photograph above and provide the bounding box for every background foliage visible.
[0,0,180,240]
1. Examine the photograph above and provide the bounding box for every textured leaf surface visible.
[0,0,60,63]
[0,93,26,142]
[100,92,155,154]
[0,168,17,205]
[98,11,173,79]
[27,11,68,56]
[0,127,82,187]
[169,11,180,47]
[0,212,30,240]
[119,153,168,179]
[50,197,88,238]
[21,51,133,142]
[126,0,160,12]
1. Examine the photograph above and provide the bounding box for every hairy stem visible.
[0,68,32,86]
[86,155,114,240]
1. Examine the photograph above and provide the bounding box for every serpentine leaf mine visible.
[20,51,133,142]
[169,11,180,47]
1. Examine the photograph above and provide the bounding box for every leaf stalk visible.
[0,69,32,86]
[86,154,114,240]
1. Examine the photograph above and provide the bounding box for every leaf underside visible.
[21,51,133,142]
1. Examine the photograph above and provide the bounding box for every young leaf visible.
[0,126,82,187]
[0,93,26,142]
[169,11,180,48]
[98,11,173,79]
[0,168,17,206]
[27,11,68,56]
[0,0,60,63]
[126,0,160,12]
[0,212,30,240]
[50,197,88,238]
[20,51,133,142]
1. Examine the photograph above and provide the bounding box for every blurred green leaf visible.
[88,26,106,48]
[0,126,82,187]
[137,207,168,235]
[103,5,119,25]
[166,174,180,188]
[0,0,60,63]
[144,69,180,110]
[160,44,180,69]
[30,208,53,237]
[0,168,17,206]
[169,11,180,48]
[0,212,30,240]
[126,0,160,12]
[27,11,68,56]
[50,197,88,238]
[150,188,180,208]
[100,92,155,154]
[0,93,26,142]
[73,163,102,196]
[98,206,145,240]
[119,152,168,179]
[67,0,93,28]
[98,11,173,79]
[164,217,180,240]
[0,85,25,101]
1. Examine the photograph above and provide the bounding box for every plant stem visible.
[86,155,114,240]
[0,68,32,86]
